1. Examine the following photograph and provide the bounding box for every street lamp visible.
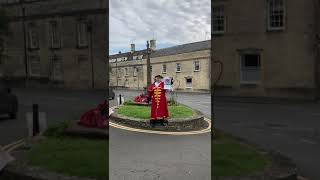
[146,40,151,87]
[21,0,28,87]
[87,20,94,89]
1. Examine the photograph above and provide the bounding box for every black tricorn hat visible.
[154,75,163,78]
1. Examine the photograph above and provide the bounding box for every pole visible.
[116,59,118,88]
[146,41,151,87]
[32,104,39,136]
[88,22,94,89]
[22,2,28,87]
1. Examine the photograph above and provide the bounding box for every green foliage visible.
[117,104,194,120]
[27,137,108,179]
[43,121,71,138]
[213,131,271,177]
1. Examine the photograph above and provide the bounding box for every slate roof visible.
[151,40,211,58]
[109,40,211,59]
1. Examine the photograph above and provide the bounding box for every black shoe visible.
[150,121,155,128]
[160,119,166,126]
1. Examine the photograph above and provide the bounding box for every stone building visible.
[0,0,108,89]
[212,0,320,99]
[109,40,211,92]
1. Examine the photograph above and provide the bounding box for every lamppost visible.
[146,40,151,87]
[21,0,28,87]
[87,20,94,89]
[116,58,118,88]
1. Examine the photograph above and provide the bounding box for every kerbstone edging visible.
[110,105,209,131]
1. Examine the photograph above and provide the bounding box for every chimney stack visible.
[150,39,156,50]
[130,43,135,53]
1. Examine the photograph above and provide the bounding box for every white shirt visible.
[155,82,160,87]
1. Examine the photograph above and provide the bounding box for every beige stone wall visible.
[110,49,211,91]
[0,0,107,90]
[212,0,319,98]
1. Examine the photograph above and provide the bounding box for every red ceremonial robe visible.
[147,81,169,120]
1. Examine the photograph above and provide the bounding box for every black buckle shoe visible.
[150,121,155,128]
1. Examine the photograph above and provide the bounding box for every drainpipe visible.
[314,0,320,100]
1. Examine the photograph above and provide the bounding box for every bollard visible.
[32,104,40,136]
[119,94,122,104]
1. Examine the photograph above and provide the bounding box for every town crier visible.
[147,75,169,127]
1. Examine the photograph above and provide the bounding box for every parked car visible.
[0,87,18,119]
[109,88,115,100]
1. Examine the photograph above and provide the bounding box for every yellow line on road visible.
[2,139,25,152]
[109,107,211,135]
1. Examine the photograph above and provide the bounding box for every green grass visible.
[27,123,108,180]
[213,131,271,177]
[117,104,194,120]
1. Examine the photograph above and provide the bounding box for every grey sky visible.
[109,0,211,54]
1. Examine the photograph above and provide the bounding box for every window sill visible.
[28,47,40,51]
[212,32,225,36]
[176,71,181,73]
[266,28,286,33]
[76,45,88,49]
[194,70,200,72]
[49,46,62,50]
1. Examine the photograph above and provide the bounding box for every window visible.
[213,5,225,34]
[267,0,285,31]
[176,63,181,72]
[162,64,167,74]
[50,56,63,80]
[49,20,61,49]
[28,23,39,49]
[133,67,138,77]
[77,20,88,47]
[240,54,261,84]
[150,65,152,72]
[194,61,200,71]
[78,55,89,80]
[29,55,40,77]
[125,68,128,76]
[186,78,192,89]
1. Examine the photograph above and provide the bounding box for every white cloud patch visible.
[109,0,211,54]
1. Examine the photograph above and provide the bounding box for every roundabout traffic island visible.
[110,103,209,132]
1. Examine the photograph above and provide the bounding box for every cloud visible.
[109,0,211,54]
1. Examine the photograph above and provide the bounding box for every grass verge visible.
[213,130,271,177]
[27,122,108,180]
[117,103,194,120]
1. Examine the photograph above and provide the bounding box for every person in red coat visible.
[147,75,169,127]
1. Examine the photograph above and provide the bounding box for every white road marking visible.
[299,138,318,145]
[2,138,26,153]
